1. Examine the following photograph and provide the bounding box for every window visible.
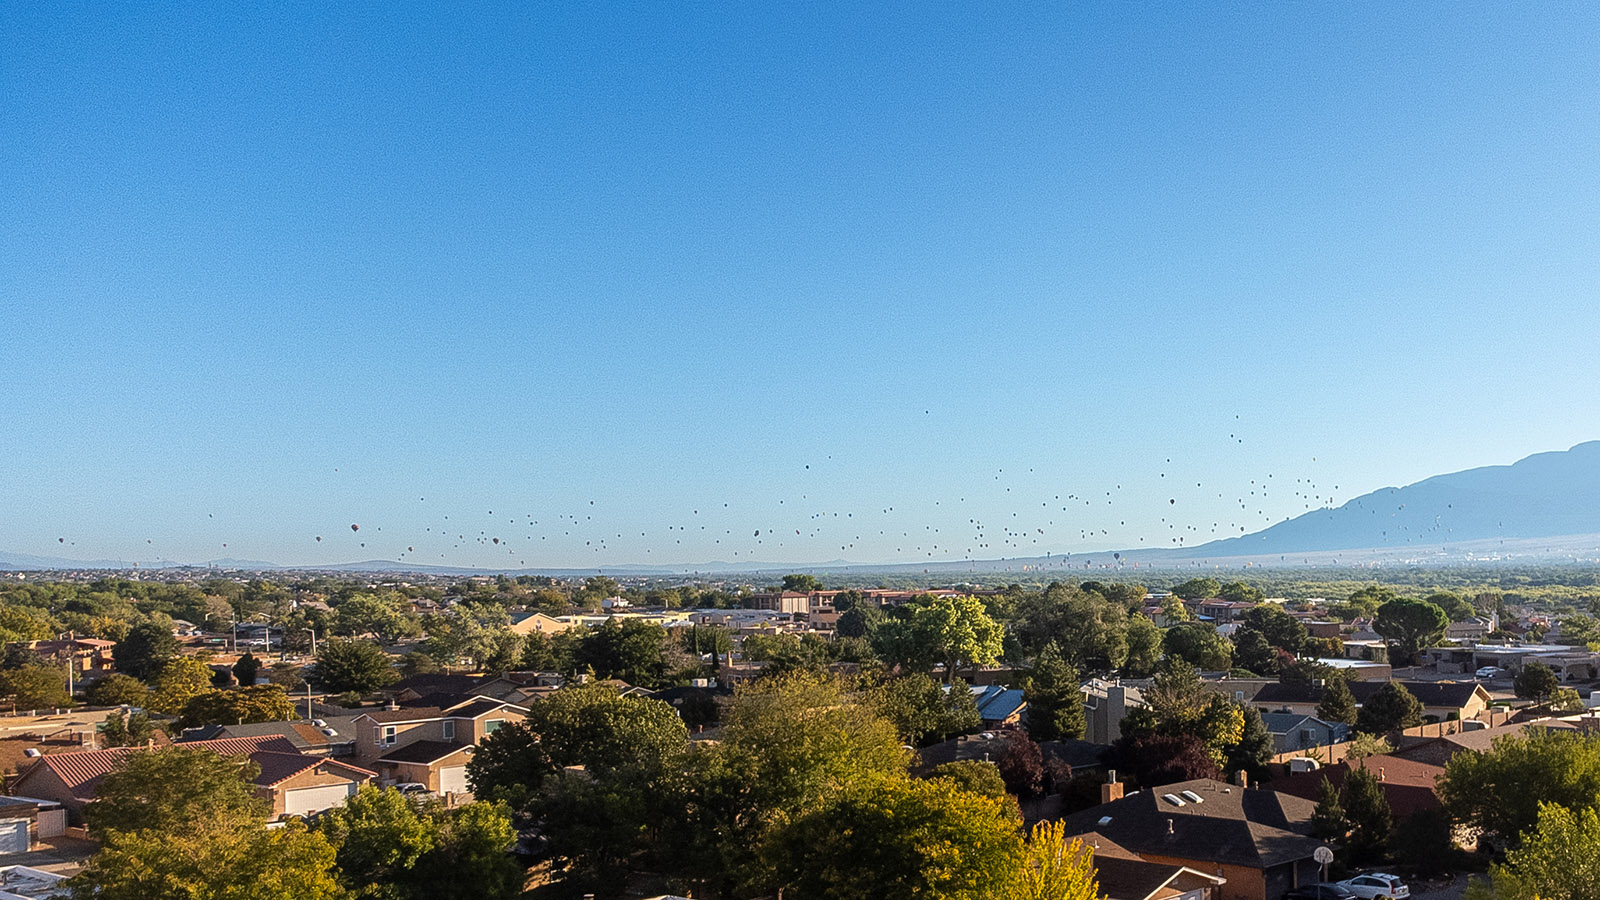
[485,719,504,734]
[442,720,455,741]
[383,726,397,745]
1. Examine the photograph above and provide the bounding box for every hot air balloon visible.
[351,524,360,532]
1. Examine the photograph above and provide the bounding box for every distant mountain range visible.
[6,442,1600,575]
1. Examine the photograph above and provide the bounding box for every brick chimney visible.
[1236,769,1249,789]
[1101,769,1125,804]
[1378,766,1386,782]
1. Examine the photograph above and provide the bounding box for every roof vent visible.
[1180,790,1204,804]
[1162,793,1186,807]
[1167,818,1175,835]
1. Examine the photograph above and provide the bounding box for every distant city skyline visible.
[6,5,1600,568]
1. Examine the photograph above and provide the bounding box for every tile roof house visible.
[1057,778,1328,900]
[6,736,373,823]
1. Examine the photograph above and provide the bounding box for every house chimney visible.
[385,698,399,712]
[1236,769,1249,789]
[1378,767,1386,782]
[1101,770,1124,804]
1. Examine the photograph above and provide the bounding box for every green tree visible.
[836,603,884,639]
[1023,643,1086,743]
[178,685,296,729]
[313,639,396,695]
[1237,605,1308,656]
[0,662,71,709]
[1467,802,1600,900]
[1390,806,1456,876]
[574,619,670,687]
[98,710,157,748]
[1013,584,1132,672]
[232,652,260,687]
[910,595,1003,682]
[927,760,1010,801]
[112,621,180,681]
[1231,628,1278,676]
[1373,597,1449,666]
[467,682,687,806]
[1514,663,1560,705]
[404,801,523,900]
[1225,705,1276,784]
[1172,578,1221,600]
[1316,676,1358,725]
[873,673,980,746]
[1355,682,1424,735]
[1425,591,1477,622]
[766,775,1024,900]
[85,746,270,837]
[1341,765,1392,863]
[333,592,422,643]
[315,784,435,897]
[1310,775,1348,841]
[1218,581,1264,603]
[66,818,345,900]
[1344,732,1394,761]
[1122,613,1162,677]
[148,656,216,715]
[1163,621,1232,671]
[1439,729,1600,847]
[781,574,821,593]
[1008,820,1102,900]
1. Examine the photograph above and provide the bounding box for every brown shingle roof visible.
[1270,755,1444,818]
[377,740,469,766]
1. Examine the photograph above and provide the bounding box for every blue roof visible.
[968,684,1026,721]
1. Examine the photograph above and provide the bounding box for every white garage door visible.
[0,818,28,853]
[284,783,357,818]
[438,766,469,795]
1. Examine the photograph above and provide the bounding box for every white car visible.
[1476,666,1506,679]
[1338,873,1410,900]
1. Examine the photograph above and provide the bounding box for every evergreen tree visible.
[1341,766,1393,863]
[1310,775,1348,841]
[1225,704,1275,783]
[1024,642,1085,743]
[1316,676,1357,725]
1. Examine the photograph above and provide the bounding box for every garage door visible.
[438,766,469,795]
[0,818,28,853]
[284,783,357,818]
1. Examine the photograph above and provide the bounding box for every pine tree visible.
[1024,642,1085,742]
[1342,765,1393,863]
[1316,676,1357,725]
[1226,705,1275,783]
[1311,775,1349,841]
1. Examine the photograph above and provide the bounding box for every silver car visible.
[1338,873,1410,900]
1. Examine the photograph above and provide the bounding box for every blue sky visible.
[5,4,1600,570]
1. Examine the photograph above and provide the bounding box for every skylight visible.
[1162,793,1186,806]
[1180,790,1204,804]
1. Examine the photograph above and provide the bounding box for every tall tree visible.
[1514,663,1560,705]
[1226,705,1276,784]
[0,662,71,709]
[66,818,344,900]
[1122,614,1162,677]
[1163,621,1232,671]
[1373,597,1449,666]
[1172,578,1221,600]
[112,621,180,681]
[1467,803,1600,900]
[312,639,396,695]
[781,574,821,593]
[765,776,1024,900]
[910,595,1004,682]
[1341,765,1392,863]
[1236,605,1308,656]
[178,685,296,729]
[1023,643,1086,743]
[147,656,216,715]
[1008,820,1102,900]
[1355,682,1424,735]
[1310,776,1348,841]
[85,746,269,837]
[1316,676,1358,725]
[1439,730,1600,848]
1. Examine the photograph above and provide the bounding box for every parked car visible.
[1476,666,1506,679]
[1285,883,1358,900]
[393,782,431,796]
[1339,873,1410,899]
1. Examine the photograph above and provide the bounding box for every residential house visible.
[1270,755,1444,820]
[179,718,359,758]
[507,612,574,636]
[351,697,528,793]
[1057,778,1326,900]
[23,639,115,678]
[970,684,1026,728]
[1195,600,1257,625]
[1085,832,1228,900]
[1258,713,1348,755]
[1083,679,1148,745]
[6,736,373,823]
[1250,680,1491,723]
